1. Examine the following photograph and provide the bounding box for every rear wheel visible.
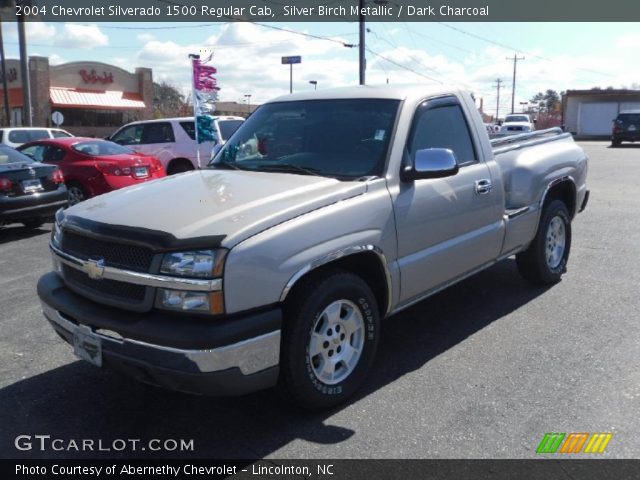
[67,183,87,205]
[611,138,621,147]
[279,270,380,410]
[167,159,194,175]
[516,199,572,285]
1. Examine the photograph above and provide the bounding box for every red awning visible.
[50,87,146,109]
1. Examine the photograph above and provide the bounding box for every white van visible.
[0,127,73,148]
[108,116,244,174]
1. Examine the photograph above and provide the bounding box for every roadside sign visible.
[281,56,302,65]
[52,111,64,126]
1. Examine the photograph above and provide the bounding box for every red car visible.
[17,137,165,205]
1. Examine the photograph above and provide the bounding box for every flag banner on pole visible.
[192,55,220,143]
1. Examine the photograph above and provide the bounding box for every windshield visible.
[72,140,135,156]
[0,145,35,165]
[210,99,399,180]
[617,113,640,123]
[505,115,529,123]
[218,119,244,140]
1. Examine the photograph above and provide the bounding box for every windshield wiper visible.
[256,163,323,177]
[209,161,243,170]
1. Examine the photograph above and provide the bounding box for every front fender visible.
[222,180,397,314]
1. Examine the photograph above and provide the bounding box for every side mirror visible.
[402,148,459,181]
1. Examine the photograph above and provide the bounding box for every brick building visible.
[0,56,153,137]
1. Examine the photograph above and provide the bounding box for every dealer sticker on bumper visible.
[73,326,103,367]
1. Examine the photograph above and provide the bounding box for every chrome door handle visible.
[475,179,492,195]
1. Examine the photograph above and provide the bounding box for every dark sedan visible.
[0,145,68,229]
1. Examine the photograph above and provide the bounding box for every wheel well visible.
[284,251,390,317]
[544,180,576,218]
[167,158,194,172]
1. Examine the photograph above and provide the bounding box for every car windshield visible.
[0,145,34,164]
[7,129,49,144]
[72,140,135,156]
[209,99,399,180]
[505,115,529,123]
[218,119,244,140]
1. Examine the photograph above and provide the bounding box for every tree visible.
[529,89,561,114]
[153,82,188,118]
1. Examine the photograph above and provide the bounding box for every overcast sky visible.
[2,21,639,113]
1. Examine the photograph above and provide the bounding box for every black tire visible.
[22,218,45,229]
[167,160,194,175]
[516,199,572,285]
[611,139,621,147]
[67,182,87,205]
[279,270,380,410]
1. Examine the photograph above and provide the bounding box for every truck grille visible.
[63,265,147,303]
[61,231,154,273]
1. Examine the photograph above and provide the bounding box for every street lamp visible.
[244,94,252,115]
[309,80,318,90]
[359,0,389,85]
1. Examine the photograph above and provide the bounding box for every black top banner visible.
[2,0,640,22]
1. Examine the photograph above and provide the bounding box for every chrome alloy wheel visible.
[545,215,566,269]
[67,186,86,205]
[308,299,365,385]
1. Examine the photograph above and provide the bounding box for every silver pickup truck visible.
[38,85,589,410]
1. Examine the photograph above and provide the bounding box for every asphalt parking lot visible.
[0,141,638,460]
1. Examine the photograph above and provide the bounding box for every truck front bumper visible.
[37,272,281,396]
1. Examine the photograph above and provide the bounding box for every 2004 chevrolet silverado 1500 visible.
[38,85,589,409]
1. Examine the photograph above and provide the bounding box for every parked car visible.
[38,85,589,410]
[0,127,73,148]
[499,114,536,134]
[0,144,67,228]
[107,116,245,175]
[17,137,165,205]
[611,110,640,147]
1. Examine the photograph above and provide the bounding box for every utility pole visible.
[0,22,11,126]
[358,0,365,85]
[507,54,525,114]
[17,16,32,126]
[494,79,503,122]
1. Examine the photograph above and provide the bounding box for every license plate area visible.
[22,178,42,193]
[73,326,103,367]
[133,166,149,178]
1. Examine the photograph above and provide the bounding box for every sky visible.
[1,21,639,115]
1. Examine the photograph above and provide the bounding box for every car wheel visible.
[167,160,194,175]
[22,218,45,229]
[279,270,380,410]
[67,183,87,205]
[516,199,572,285]
[611,139,621,147]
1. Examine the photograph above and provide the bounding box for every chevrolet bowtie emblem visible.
[85,258,105,280]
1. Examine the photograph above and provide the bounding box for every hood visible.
[65,169,367,247]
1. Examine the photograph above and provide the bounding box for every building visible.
[0,56,153,137]
[215,101,258,117]
[562,89,640,137]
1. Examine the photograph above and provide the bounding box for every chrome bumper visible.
[42,301,280,376]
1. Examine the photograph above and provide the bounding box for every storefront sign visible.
[0,68,18,83]
[79,69,114,84]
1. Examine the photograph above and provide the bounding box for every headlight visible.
[51,221,63,248]
[160,249,227,278]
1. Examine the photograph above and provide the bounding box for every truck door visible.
[393,96,504,304]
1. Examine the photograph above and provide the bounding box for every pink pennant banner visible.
[193,59,219,92]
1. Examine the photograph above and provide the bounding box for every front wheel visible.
[67,183,87,205]
[516,199,572,285]
[279,271,380,410]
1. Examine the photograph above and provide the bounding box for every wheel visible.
[167,160,194,175]
[516,199,572,285]
[22,218,45,229]
[279,270,380,410]
[67,183,87,205]
[611,139,621,147]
